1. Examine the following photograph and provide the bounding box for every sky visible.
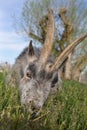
[0,0,28,64]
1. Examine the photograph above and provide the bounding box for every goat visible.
[6,9,87,114]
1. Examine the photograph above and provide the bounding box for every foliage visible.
[0,72,87,130]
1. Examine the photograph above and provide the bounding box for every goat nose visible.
[29,100,33,104]
[29,100,36,110]
[29,100,41,112]
[31,105,36,111]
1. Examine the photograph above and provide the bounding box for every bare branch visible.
[59,7,73,44]
[29,32,43,43]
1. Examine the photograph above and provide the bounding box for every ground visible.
[0,72,87,130]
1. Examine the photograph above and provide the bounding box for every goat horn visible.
[50,34,87,72]
[38,9,54,68]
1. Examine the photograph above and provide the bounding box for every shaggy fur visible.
[6,41,62,113]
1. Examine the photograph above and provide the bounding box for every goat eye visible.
[49,64,52,68]
[26,72,32,78]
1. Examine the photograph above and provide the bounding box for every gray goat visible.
[6,9,87,113]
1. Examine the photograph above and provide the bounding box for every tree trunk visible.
[72,70,80,81]
[64,52,72,79]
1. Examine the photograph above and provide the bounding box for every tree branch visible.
[58,8,73,45]
[29,32,43,43]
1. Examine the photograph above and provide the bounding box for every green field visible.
[0,72,87,130]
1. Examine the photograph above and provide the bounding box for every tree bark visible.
[64,53,72,79]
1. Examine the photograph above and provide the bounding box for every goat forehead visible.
[27,63,36,72]
[26,62,53,80]
[38,70,53,80]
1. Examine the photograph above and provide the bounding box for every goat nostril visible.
[29,100,36,111]
[31,106,36,111]
[29,100,40,112]
[29,100,32,103]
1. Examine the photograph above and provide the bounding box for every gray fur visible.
[6,41,62,112]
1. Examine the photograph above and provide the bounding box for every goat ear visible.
[28,40,34,56]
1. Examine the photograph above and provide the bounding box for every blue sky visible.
[0,0,28,64]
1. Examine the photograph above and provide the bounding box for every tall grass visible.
[0,72,87,130]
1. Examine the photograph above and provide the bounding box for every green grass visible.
[0,72,87,130]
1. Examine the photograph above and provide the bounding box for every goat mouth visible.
[30,112,37,119]
[30,109,41,119]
